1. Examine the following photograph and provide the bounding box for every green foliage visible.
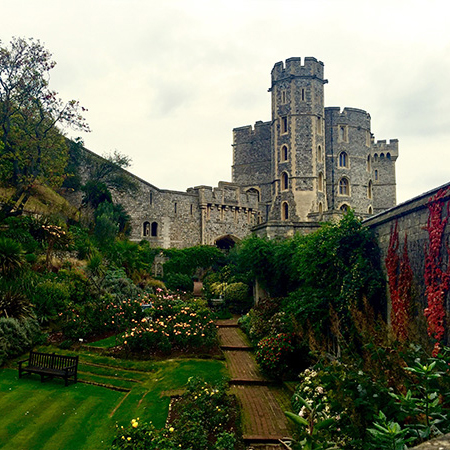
[0,237,26,277]
[163,245,225,277]
[0,317,42,366]
[122,295,217,354]
[165,272,194,293]
[0,216,42,254]
[255,333,297,379]
[223,282,252,313]
[29,278,72,322]
[111,378,241,450]
[368,411,411,450]
[0,279,34,320]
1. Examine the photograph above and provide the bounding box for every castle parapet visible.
[232,121,271,145]
[372,139,399,160]
[271,57,326,83]
[325,106,371,128]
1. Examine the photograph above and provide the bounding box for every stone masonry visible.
[74,57,398,248]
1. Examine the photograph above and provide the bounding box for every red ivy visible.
[424,187,450,356]
[385,221,412,341]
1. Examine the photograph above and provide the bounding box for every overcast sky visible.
[3,0,450,204]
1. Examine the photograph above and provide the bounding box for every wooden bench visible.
[18,351,79,386]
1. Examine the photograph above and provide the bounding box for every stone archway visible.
[214,234,240,250]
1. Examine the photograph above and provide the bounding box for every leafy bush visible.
[0,317,42,366]
[164,273,193,293]
[255,333,296,379]
[29,278,72,322]
[224,282,252,313]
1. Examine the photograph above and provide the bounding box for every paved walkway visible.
[217,318,292,450]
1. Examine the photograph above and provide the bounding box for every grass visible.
[0,347,228,450]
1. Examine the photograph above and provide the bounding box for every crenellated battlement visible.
[232,121,271,145]
[192,182,259,209]
[271,57,326,83]
[372,139,399,159]
[325,106,371,128]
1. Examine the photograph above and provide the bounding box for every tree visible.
[0,37,89,218]
[81,150,138,209]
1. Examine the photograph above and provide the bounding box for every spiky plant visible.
[0,237,26,277]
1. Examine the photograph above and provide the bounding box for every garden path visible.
[217,318,292,450]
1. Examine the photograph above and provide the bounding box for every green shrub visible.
[0,317,42,366]
[224,282,252,313]
[165,273,193,293]
[30,279,72,322]
[255,333,296,379]
[0,237,26,277]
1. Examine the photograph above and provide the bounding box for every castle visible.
[117,57,398,248]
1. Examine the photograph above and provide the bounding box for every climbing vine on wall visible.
[424,187,450,356]
[385,220,413,341]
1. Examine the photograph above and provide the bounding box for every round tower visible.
[269,57,328,222]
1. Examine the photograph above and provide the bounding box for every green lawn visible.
[0,348,228,450]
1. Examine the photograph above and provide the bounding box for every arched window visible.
[247,188,260,202]
[375,169,379,180]
[386,152,391,160]
[374,153,378,161]
[339,177,349,196]
[368,205,373,214]
[151,222,158,237]
[368,180,373,199]
[318,202,323,217]
[317,145,323,163]
[339,151,348,168]
[143,221,150,237]
[281,145,288,161]
[282,202,289,220]
[367,155,371,172]
[340,204,349,212]
[318,172,324,192]
[281,172,289,190]
[380,153,385,160]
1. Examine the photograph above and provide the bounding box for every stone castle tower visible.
[75,57,398,248]
[233,57,397,238]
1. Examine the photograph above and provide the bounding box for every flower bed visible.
[121,294,218,354]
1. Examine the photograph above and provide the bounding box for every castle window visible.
[375,169,379,180]
[368,205,373,214]
[318,172,324,192]
[317,145,323,163]
[367,155,371,172]
[281,172,289,190]
[282,202,289,221]
[368,180,373,199]
[149,192,153,205]
[151,222,158,237]
[281,116,288,134]
[143,221,150,237]
[318,202,323,218]
[317,116,322,135]
[338,177,349,196]
[338,152,348,168]
[366,131,371,147]
[190,204,193,215]
[338,125,348,142]
[380,153,385,160]
[340,204,350,212]
[301,88,305,101]
[281,145,288,161]
[281,90,286,104]
[374,153,378,161]
[386,152,391,160]
[174,202,177,214]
